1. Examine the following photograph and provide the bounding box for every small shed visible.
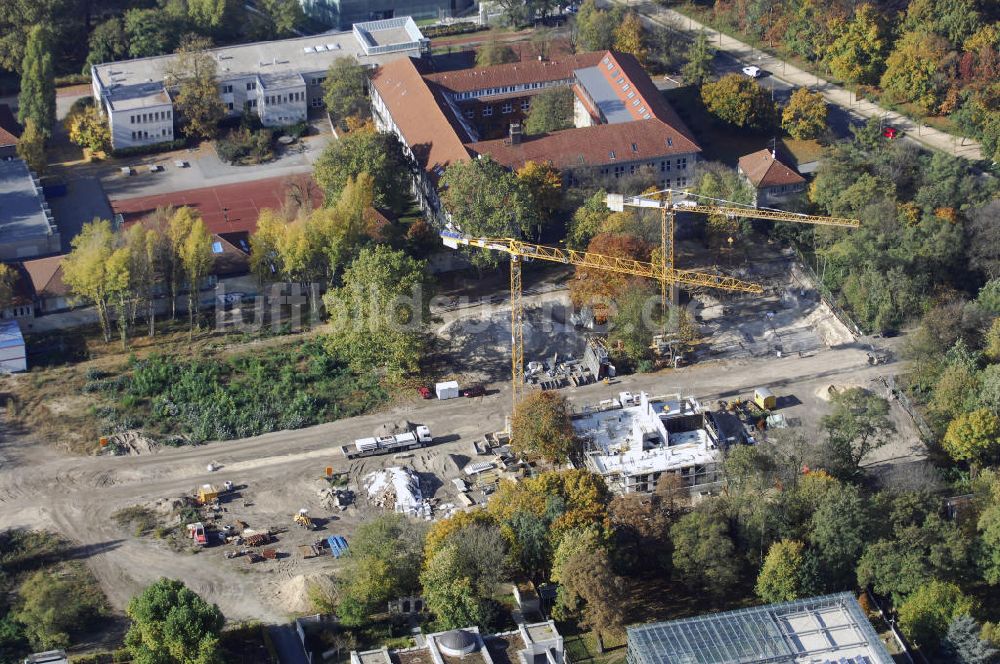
[436,380,459,400]
[0,320,26,373]
[754,387,776,410]
[24,651,68,664]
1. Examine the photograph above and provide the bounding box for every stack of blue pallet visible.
[327,535,349,558]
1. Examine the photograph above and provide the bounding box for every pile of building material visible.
[364,466,430,518]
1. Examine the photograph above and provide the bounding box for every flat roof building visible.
[91,17,428,150]
[352,621,564,664]
[0,160,60,261]
[0,320,26,373]
[627,593,894,664]
[575,391,723,494]
[301,0,474,30]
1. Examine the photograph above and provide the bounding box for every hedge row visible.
[111,138,187,159]
[422,22,487,38]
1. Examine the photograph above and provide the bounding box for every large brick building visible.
[369,51,702,221]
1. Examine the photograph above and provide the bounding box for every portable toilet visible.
[754,388,776,410]
[435,381,460,400]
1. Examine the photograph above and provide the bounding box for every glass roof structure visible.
[626,593,894,664]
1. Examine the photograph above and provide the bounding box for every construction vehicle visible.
[196,484,219,505]
[341,424,433,459]
[440,190,858,417]
[187,522,208,546]
[294,509,315,530]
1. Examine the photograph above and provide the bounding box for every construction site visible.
[0,190,925,624]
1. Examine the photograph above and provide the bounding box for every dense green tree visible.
[421,525,508,630]
[524,87,573,135]
[898,581,975,649]
[16,565,106,650]
[476,40,518,66]
[18,25,56,138]
[671,508,741,599]
[179,218,213,332]
[323,245,428,376]
[574,0,622,51]
[322,57,370,127]
[84,17,127,71]
[511,391,578,463]
[820,387,895,478]
[258,0,304,35]
[857,513,973,604]
[66,102,111,154]
[823,4,887,85]
[808,484,869,589]
[164,36,226,141]
[608,285,659,368]
[701,74,776,130]
[568,190,609,249]
[16,119,47,174]
[124,8,180,58]
[781,88,828,139]
[314,129,412,211]
[681,32,714,86]
[125,578,224,664]
[440,156,537,267]
[756,539,811,603]
[338,514,426,625]
[941,614,999,664]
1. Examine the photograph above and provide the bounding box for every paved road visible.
[605,0,984,161]
[268,624,310,664]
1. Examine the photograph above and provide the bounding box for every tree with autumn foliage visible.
[569,233,652,312]
[511,391,578,463]
[701,74,777,131]
[782,88,829,139]
[516,161,563,234]
[613,12,647,65]
[823,4,888,85]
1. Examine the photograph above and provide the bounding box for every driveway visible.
[603,0,984,161]
[268,624,310,664]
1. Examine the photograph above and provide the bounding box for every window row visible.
[453,79,565,101]
[129,110,171,124]
[265,91,304,105]
[464,99,531,119]
[131,128,170,140]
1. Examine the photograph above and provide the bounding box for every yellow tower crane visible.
[441,233,762,413]
[441,193,859,416]
[604,190,861,317]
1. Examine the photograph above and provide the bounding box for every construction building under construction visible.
[575,391,732,494]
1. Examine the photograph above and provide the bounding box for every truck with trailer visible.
[341,425,433,459]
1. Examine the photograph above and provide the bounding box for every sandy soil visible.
[0,336,922,623]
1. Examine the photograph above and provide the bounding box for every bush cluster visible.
[421,22,486,37]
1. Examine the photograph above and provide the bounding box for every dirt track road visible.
[0,343,921,622]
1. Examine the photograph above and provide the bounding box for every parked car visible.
[462,385,486,398]
[882,126,900,139]
[741,65,761,78]
[418,386,433,399]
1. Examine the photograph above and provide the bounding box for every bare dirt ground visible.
[0,336,921,623]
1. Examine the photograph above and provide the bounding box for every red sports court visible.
[110,174,323,234]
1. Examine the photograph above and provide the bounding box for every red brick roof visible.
[0,104,21,148]
[370,57,471,181]
[470,118,699,171]
[738,149,805,188]
[424,52,604,93]
[20,255,68,299]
